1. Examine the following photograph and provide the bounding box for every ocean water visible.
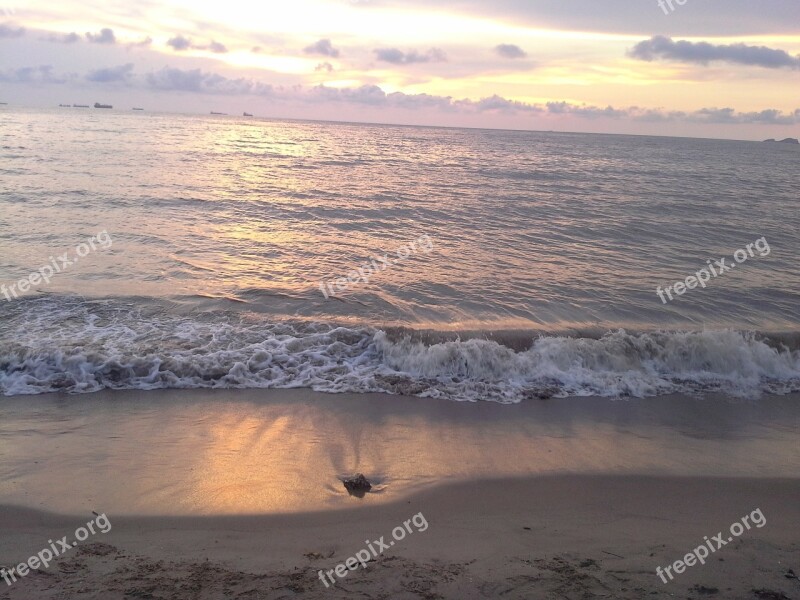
[1,106,799,401]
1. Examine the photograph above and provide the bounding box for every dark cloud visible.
[629,36,800,69]
[86,63,134,83]
[167,36,227,53]
[304,39,339,58]
[0,23,24,37]
[167,35,192,51]
[85,28,116,44]
[387,91,455,111]
[545,101,628,119]
[495,44,527,59]
[373,47,447,64]
[145,67,274,95]
[315,62,334,73]
[307,85,453,111]
[465,95,542,113]
[45,31,80,43]
[688,107,800,125]
[0,65,68,84]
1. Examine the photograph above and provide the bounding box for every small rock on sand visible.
[343,474,372,495]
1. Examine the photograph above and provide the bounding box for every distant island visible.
[210,111,227,115]
[763,138,799,145]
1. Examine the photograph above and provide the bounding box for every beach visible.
[0,389,798,599]
[1,108,799,599]
[2,0,800,594]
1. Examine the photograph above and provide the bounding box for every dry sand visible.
[0,476,798,599]
[0,389,797,599]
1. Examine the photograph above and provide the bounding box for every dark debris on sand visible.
[342,473,372,497]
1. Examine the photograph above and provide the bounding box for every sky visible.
[0,0,799,139]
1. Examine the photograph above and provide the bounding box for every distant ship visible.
[73,104,89,108]
[0,102,7,105]
[132,108,144,111]
[243,112,253,117]
[94,102,112,109]
[210,111,227,115]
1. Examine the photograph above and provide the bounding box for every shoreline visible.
[0,388,798,516]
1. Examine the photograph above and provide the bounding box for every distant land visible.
[764,137,799,145]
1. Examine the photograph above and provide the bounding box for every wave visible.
[1,297,799,401]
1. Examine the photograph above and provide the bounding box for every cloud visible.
[629,36,800,69]
[0,23,24,37]
[306,84,800,125]
[307,85,454,111]
[495,44,527,59]
[386,91,455,111]
[545,101,628,119]
[304,39,339,58]
[207,40,228,53]
[145,67,274,95]
[85,28,116,44]
[296,82,789,124]
[465,94,542,113]
[86,63,134,83]
[167,36,227,53]
[0,65,68,84]
[373,47,447,64]
[2,59,797,128]
[129,36,152,48]
[167,35,192,51]
[367,0,800,36]
[315,62,334,73]
[688,107,800,125]
[45,31,80,43]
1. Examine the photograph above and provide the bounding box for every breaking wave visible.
[1,297,799,402]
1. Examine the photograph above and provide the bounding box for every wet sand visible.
[0,389,797,516]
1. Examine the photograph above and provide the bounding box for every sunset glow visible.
[1,0,798,138]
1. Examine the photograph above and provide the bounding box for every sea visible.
[1,105,799,402]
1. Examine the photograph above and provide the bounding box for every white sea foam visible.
[2,298,799,401]
[374,329,800,400]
